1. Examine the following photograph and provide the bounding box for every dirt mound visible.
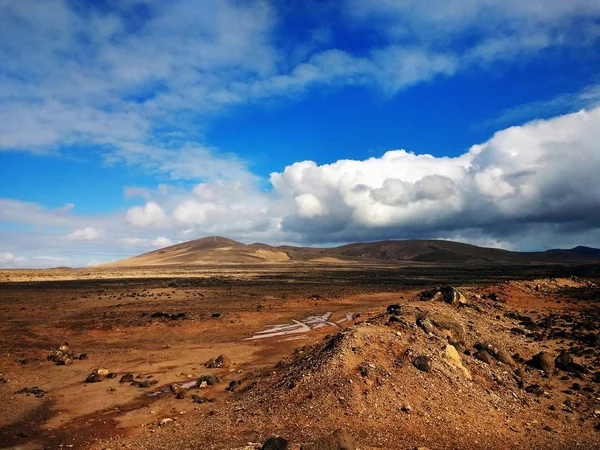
[224,300,600,449]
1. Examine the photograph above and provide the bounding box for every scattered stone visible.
[47,343,80,366]
[529,352,555,374]
[495,349,516,367]
[301,429,356,450]
[413,355,432,373]
[16,387,46,398]
[191,394,213,404]
[419,286,467,306]
[159,418,174,427]
[211,312,222,318]
[261,437,289,450]
[119,373,134,383]
[205,354,231,369]
[78,353,88,360]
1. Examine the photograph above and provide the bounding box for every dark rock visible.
[85,373,102,383]
[262,437,289,450]
[191,394,210,403]
[198,374,221,386]
[176,391,185,399]
[16,387,46,398]
[555,351,589,375]
[388,315,402,323]
[301,429,356,450]
[211,312,222,318]
[525,384,544,396]
[386,304,401,314]
[413,355,432,372]
[204,354,231,369]
[78,353,88,360]
[529,352,555,374]
[474,350,494,364]
[495,349,516,366]
[120,373,134,383]
[107,373,117,379]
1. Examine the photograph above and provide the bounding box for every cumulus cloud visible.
[66,227,101,241]
[126,201,168,229]
[112,106,600,249]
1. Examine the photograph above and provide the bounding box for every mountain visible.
[103,236,600,267]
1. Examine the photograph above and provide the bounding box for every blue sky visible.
[1,0,600,267]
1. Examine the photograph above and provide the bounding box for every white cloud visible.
[126,201,168,228]
[152,237,173,248]
[66,226,101,241]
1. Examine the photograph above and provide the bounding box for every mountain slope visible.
[103,236,600,267]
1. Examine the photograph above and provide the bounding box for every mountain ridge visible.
[101,236,600,267]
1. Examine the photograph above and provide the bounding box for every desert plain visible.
[1,239,600,450]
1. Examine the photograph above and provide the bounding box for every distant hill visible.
[103,236,600,267]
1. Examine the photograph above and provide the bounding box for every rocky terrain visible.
[0,265,599,449]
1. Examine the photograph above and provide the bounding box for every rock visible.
[525,384,544,396]
[198,374,221,386]
[495,349,516,367]
[301,429,356,450]
[211,312,222,318]
[170,383,185,395]
[119,373,134,383]
[416,316,436,335]
[529,352,555,374]
[386,304,401,314]
[84,368,110,383]
[474,350,494,365]
[419,286,467,306]
[261,437,289,450]
[555,350,589,375]
[205,354,231,369]
[191,394,211,403]
[78,353,88,360]
[16,387,46,398]
[388,316,402,323]
[443,344,471,379]
[159,418,174,427]
[413,355,432,373]
[439,286,468,306]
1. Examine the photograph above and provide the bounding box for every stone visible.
[495,349,516,367]
[84,368,109,383]
[525,384,544,396]
[413,355,432,373]
[529,352,555,374]
[261,437,289,450]
[119,373,134,383]
[474,350,494,365]
[198,374,221,386]
[386,304,401,314]
[205,354,231,369]
[301,429,356,450]
[443,344,471,379]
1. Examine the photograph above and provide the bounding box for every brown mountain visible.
[103,236,600,267]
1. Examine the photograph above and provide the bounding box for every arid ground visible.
[1,264,599,449]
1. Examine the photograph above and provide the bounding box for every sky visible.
[1,0,600,268]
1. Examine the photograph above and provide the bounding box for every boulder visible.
[262,437,289,450]
[474,350,494,365]
[443,344,471,379]
[413,355,432,373]
[301,429,356,450]
[529,352,555,374]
